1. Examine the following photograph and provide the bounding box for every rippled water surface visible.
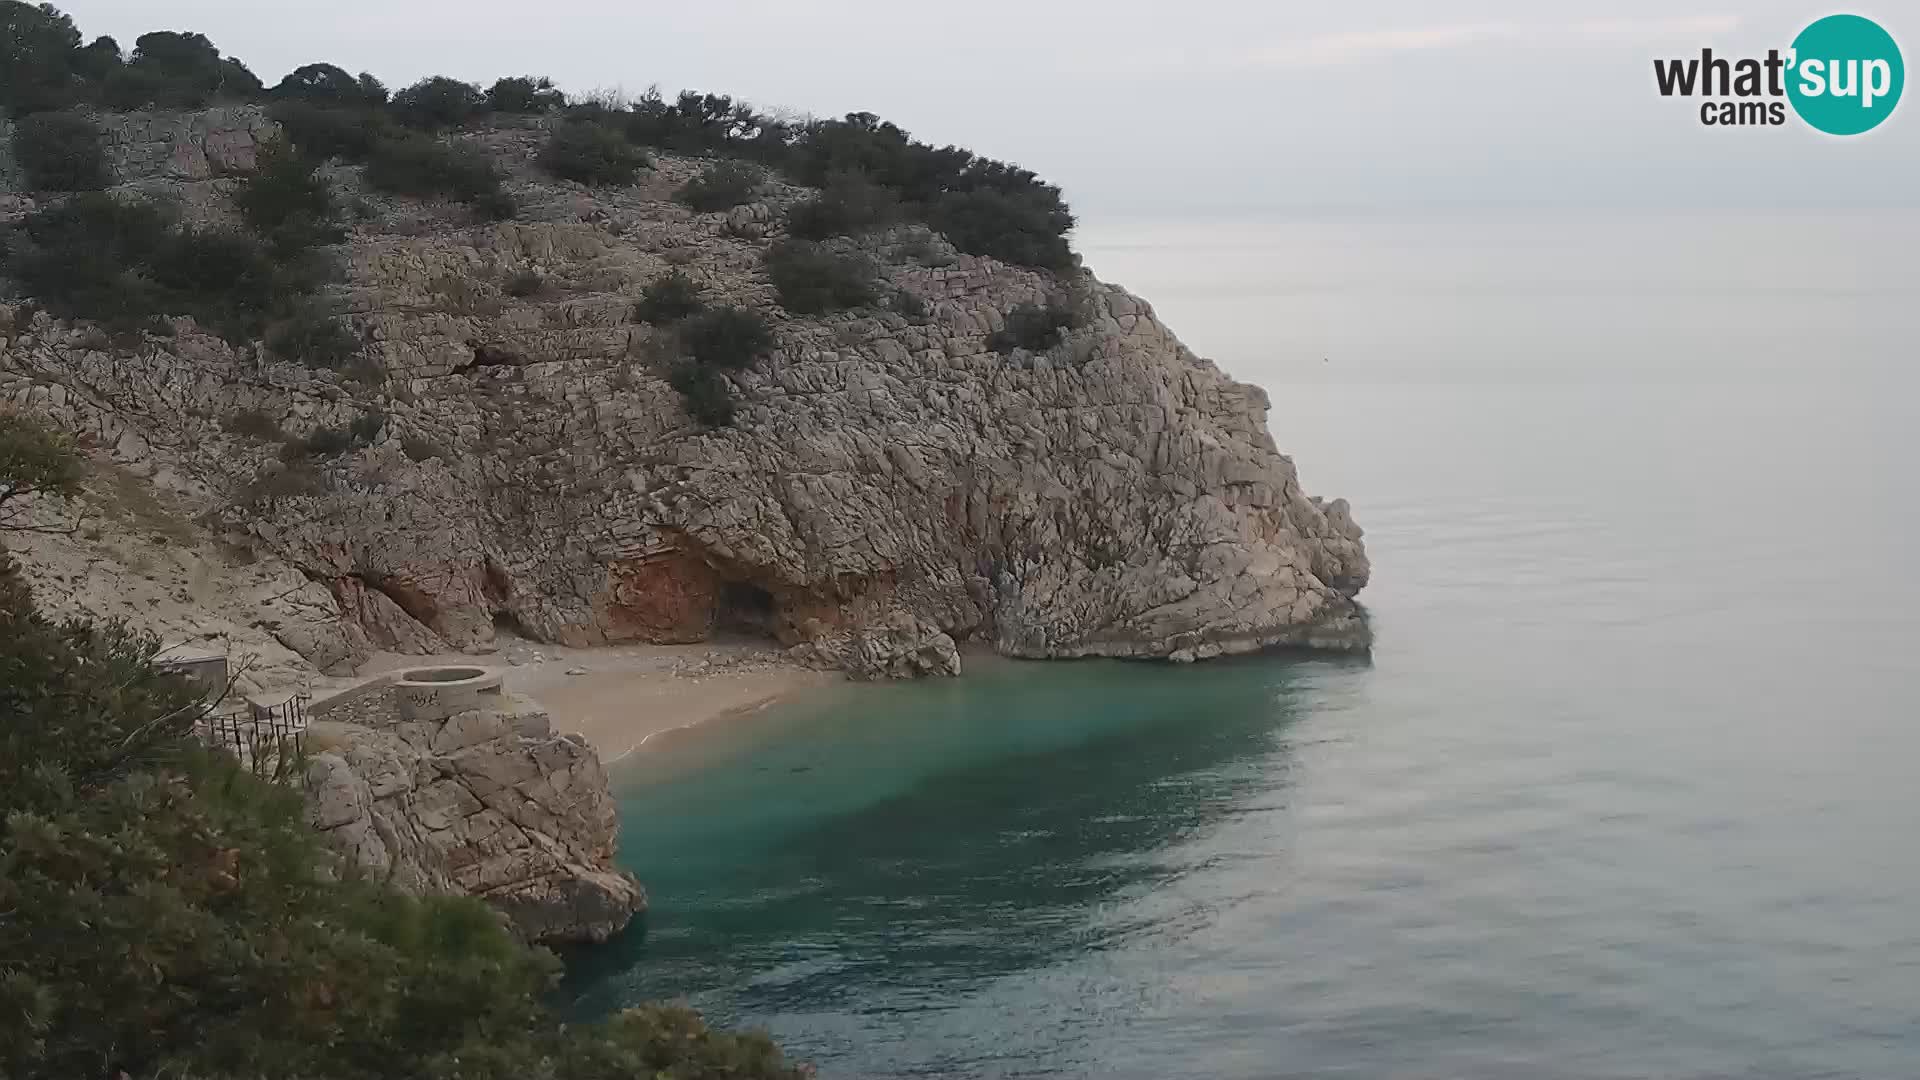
[567,213,1920,1078]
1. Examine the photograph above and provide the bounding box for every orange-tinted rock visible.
[591,549,719,644]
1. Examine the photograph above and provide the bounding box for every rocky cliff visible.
[301,679,644,944]
[0,108,1369,683]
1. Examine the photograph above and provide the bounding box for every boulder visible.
[299,698,645,945]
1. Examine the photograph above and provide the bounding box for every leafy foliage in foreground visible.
[0,422,812,1080]
[0,411,84,527]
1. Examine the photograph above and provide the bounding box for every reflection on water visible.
[558,210,1920,1076]
[564,653,1356,1019]
[559,378,1920,1079]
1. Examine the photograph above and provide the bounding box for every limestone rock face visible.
[790,607,964,681]
[300,695,645,944]
[0,111,1370,680]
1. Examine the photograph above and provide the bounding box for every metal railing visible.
[202,690,313,776]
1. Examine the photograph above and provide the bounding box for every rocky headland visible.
[1,97,1369,942]
[0,107,1370,689]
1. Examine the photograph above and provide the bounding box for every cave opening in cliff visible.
[716,580,779,638]
[492,610,531,641]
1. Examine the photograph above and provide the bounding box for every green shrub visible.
[1,2,87,116]
[365,135,504,204]
[146,226,278,338]
[0,412,85,526]
[234,139,344,256]
[270,62,385,106]
[266,100,395,162]
[14,111,108,192]
[634,270,705,324]
[626,89,783,157]
[486,75,564,114]
[765,239,876,315]
[539,119,647,186]
[3,194,169,331]
[988,298,1082,354]
[682,306,772,371]
[503,269,544,297]
[787,171,898,240]
[99,30,261,110]
[391,75,486,130]
[930,188,1075,272]
[0,26,828,1063]
[674,159,764,213]
[265,300,357,369]
[786,114,1078,272]
[222,408,282,440]
[669,362,735,427]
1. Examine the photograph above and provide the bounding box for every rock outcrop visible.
[301,681,644,944]
[0,110,1370,681]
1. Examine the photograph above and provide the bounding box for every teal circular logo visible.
[1787,14,1904,135]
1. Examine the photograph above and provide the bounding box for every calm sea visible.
[565,211,1920,1078]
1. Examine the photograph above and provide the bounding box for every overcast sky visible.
[56,0,1920,221]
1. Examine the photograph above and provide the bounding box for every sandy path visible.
[332,635,839,762]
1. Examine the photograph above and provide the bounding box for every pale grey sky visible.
[55,0,1920,220]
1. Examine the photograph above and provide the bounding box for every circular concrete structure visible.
[392,665,505,722]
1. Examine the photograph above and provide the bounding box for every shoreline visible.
[333,635,839,763]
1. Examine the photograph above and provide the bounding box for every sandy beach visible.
[335,635,838,763]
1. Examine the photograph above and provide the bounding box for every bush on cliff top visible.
[271,62,388,107]
[675,159,764,213]
[1,7,266,116]
[624,89,786,159]
[487,75,566,114]
[540,118,649,186]
[392,74,487,131]
[786,170,899,240]
[0,426,809,1080]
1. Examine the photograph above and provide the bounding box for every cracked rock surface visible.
[0,108,1370,682]
[300,693,644,944]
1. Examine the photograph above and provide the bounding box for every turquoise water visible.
[566,214,1920,1078]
